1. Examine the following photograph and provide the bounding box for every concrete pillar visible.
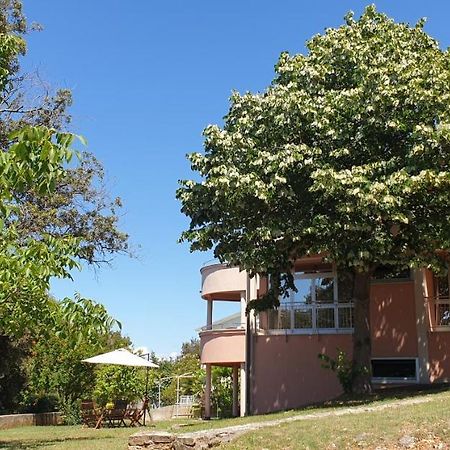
[249,275,258,330]
[206,299,213,329]
[204,364,212,419]
[240,291,246,328]
[232,365,239,417]
[413,269,431,383]
[240,363,246,417]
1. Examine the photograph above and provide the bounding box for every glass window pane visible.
[436,276,449,299]
[317,308,335,328]
[279,309,291,329]
[293,308,312,329]
[315,277,334,303]
[294,278,312,304]
[371,359,416,379]
[338,306,353,328]
[437,303,450,326]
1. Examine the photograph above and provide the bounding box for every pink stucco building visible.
[198,255,450,418]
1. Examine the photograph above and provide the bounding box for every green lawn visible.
[225,389,450,450]
[1,387,450,449]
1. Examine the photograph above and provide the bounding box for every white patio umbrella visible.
[82,348,159,424]
[82,348,159,368]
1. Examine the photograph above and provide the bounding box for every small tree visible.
[178,6,450,393]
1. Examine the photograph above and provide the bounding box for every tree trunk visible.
[351,270,372,394]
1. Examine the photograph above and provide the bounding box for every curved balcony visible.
[200,263,248,301]
[200,328,245,365]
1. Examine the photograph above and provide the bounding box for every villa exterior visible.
[198,256,450,418]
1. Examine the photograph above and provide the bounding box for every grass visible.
[1,386,450,449]
[225,388,450,450]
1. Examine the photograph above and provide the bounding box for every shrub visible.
[318,349,366,394]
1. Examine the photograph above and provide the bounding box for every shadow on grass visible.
[0,435,112,450]
[298,383,450,412]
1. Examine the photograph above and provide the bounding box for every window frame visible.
[433,273,450,330]
[267,270,354,334]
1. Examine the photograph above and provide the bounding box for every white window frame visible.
[267,270,354,334]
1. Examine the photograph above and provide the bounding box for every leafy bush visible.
[59,397,81,425]
[318,349,364,394]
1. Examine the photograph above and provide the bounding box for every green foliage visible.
[22,295,123,414]
[58,397,81,425]
[211,366,233,417]
[0,1,129,268]
[318,349,366,394]
[0,126,82,337]
[178,6,450,392]
[178,4,450,298]
[0,335,28,413]
[0,0,131,414]
[93,365,143,407]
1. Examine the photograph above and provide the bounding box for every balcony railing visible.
[199,323,245,332]
[265,301,354,332]
[434,297,450,327]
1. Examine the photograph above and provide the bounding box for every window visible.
[434,274,450,327]
[371,358,418,382]
[372,265,411,281]
[267,270,353,332]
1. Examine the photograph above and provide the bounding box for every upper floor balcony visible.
[200,261,250,301]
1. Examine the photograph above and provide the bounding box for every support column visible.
[240,291,246,328]
[414,269,431,384]
[204,364,212,419]
[207,299,213,329]
[232,365,239,417]
[239,363,246,417]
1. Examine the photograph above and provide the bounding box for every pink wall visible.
[370,281,418,357]
[251,334,352,414]
[252,281,419,413]
[201,264,247,301]
[200,329,245,364]
[428,333,450,382]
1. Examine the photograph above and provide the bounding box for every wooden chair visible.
[126,399,149,427]
[80,400,103,429]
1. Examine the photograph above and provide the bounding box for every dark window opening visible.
[372,265,411,281]
[371,359,416,379]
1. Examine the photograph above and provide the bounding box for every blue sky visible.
[22,1,450,356]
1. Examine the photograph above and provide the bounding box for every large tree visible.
[0,0,130,406]
[0,0,129,267]
[178,6,450,393]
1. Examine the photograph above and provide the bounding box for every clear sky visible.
[21,1,450,356]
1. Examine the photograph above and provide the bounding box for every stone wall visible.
[0,412,62,430]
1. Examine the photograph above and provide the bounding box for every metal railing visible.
[200,323,245,332]
[434,297,450,326]
[266,301,354,331]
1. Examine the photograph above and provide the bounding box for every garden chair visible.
[126,398,149,427]
[80,400,103,429]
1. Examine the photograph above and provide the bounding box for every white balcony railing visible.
[266,301,354,331]
[434,297,450,327]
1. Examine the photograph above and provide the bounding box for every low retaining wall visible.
[0,412,62,429]
[150,405,193,422]
[129,430,238,450]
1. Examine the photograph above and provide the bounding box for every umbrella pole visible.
[143,353,150,426]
